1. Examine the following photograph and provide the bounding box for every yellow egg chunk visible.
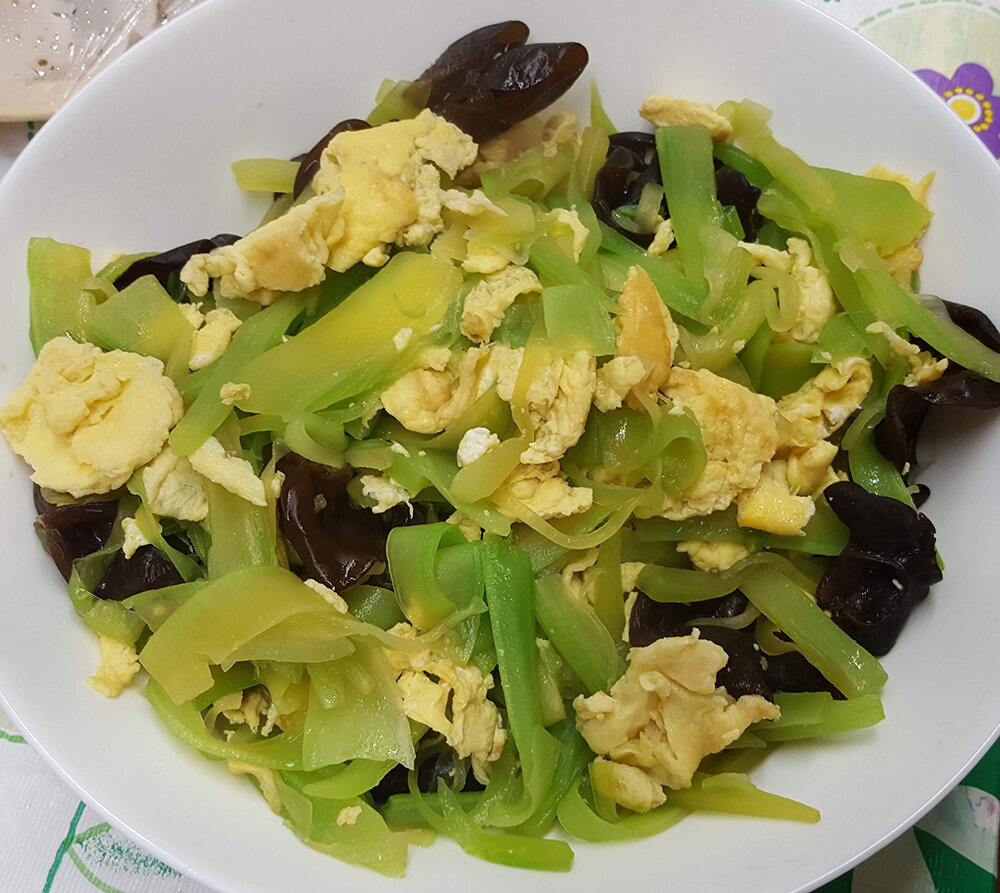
[141,445,208,522]
[519,349,597,465]
[614,265,679,407]
[593,355,646,412]
[381,346,492,435]
[498,461,593,519]
[777,357,873,449]
[676,539,751,572]
[315,108,478,271]
[741,237,836,345]
[384,622,506,784]
[574,631,779,802]
[86,634,141,699]
[0,336,183,497]
[592,758,669,812]
[639,94,734,142]
[189,308,243,370]
[657,367,779,520]
[736,458,816,536]
[181,109,480,303]
[460,264,542,344]
[180,191,346,304]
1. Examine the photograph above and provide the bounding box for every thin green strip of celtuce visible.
[556,782,689,842]
[534,574,625,695]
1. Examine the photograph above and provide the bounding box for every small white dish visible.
[0,1,998,891]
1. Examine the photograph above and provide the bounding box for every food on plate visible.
[4,20,1000,877]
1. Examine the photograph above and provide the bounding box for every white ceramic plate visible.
[1,1,998,891]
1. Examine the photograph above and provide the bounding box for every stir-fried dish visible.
[4,21,1000,876]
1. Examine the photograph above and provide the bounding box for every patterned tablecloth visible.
[0,1,998,891]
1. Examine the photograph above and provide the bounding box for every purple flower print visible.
[915,62,1000,158]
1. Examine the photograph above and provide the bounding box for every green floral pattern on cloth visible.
[817,740,1000,891]
[0,1,999,891]
[43,805,187,893]
[0,707,203,892]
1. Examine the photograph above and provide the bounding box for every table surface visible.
[0,1,998,891]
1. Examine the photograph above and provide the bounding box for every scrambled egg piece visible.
[905,353,949,386]
[621,561,645,594]
[736,458,816,536]
[766,359,870,513]
[783,238,837,343]
[121,517,152,559]
[459,204,589,276]
[337,805,363,827]
[561,554,648,623]
[188,436,267,506]
[383,341,595,466]
[594,356,647,412]
[140,444,208,522]
[785,439,840,496]
[439,188,506,217]
[222,687,279,736]
[219,381,252,406]
[385,624,506,783]
[428,189,512,275]
[483,344,525,401]
[608,266,679,410]
[86,635,141,698]
[647,218,676,257]
[181,191,346,304]
[359,474,412,514]
[497,461,593,519]
[542,207,591,262]
[595,758,671,813]
[867,163,934,206]
[445,510,484,542]
[574,632,778,800]
[742,237,836,344]
[456,426,501,467]
[519,349,597,464]
[182,110,479,303]
[381,346,493,434]
[595,266,679,411]
[866,163,934,289]
[676,540,750,572]
[267,468,286,502]
[460,265,542,343]
[776,357,873,449]
[866,320,918,359]
[187,307,243,370]
[639,95,733,142]
[866,321,948,387]
[540,113,582,151]
[303,578,349,613]
[621,563,646,643]
[461,246,511,277]
[0,337,183,497]
[312,109,477,262]
[656,368,779,520]
[228,761,282,814]
[177,301,203,329]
